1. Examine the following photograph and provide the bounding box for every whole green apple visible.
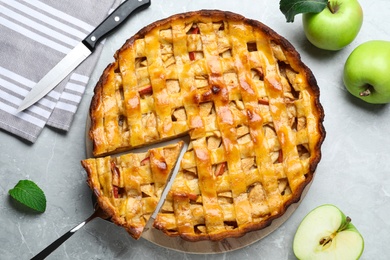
[293,204,364,260]
[343,40,390,104]
[302,0,363,51]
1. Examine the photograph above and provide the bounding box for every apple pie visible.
[86,10,325,241]
[81,142,183,239]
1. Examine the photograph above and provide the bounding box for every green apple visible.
[302,0,363,51]
[293,204,364,260]
[343,40,390,104]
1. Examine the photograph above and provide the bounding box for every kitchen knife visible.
[17,0,151,112]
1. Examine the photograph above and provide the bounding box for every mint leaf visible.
[280,0,328,23]
[9,180,47,213]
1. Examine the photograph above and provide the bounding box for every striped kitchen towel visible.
[0,0,120,142]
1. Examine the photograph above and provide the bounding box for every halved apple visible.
[293,204,364,260]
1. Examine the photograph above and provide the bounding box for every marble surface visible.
[1,0,390,259]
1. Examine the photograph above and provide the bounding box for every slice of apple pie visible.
[81,142,183,239]
[85,10,325,241]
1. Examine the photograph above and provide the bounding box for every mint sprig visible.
[9,180,47,213]
[280,0,328,23]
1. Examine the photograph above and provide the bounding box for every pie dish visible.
[85,10,325,242]
[81,142,183,239]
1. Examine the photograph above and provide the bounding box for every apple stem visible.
[327,1,340,14]
[337,216,352,232]
[327,2,334,13]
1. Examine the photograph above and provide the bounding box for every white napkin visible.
[0,0,121,142]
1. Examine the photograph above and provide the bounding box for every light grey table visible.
[1,0,389,259]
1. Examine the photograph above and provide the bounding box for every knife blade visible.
[17,0,151,112]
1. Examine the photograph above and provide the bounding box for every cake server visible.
[30,137,188,259]
[31,203,108,260]
[17,0,151,112]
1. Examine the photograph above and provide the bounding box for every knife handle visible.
[82,0,151,50]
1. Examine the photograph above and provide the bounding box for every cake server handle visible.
[30,206,107,260]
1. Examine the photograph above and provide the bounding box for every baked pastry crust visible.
[86,10,325,241]
[81,142,183,239]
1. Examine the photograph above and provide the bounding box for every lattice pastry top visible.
[86,10,325,241]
